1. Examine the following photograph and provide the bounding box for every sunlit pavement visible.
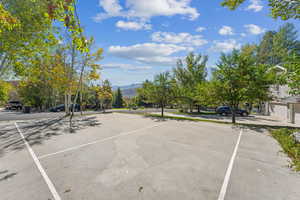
[0,113,299,200]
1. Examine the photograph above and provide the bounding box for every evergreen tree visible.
[113,88,124,108]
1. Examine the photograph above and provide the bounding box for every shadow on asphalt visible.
[0,116,101,157]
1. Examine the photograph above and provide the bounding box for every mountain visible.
[112,83,142,97]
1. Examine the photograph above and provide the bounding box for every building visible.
[266,85,300,124]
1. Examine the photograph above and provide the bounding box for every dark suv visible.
[49,104,81,112]
[5,101,23,110]
[216,106,249,116]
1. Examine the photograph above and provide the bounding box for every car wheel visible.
[241,112,248,117]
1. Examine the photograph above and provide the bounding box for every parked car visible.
[49,104,81,112]
[216,106,249,116]
[5,101,23,110]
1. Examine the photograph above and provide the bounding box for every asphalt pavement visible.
[0,113,299,200]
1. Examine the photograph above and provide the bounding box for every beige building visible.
[266,85,300,124]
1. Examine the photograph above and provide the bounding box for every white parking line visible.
[217,129,243,200]
[15,122,62,200]
[38,123,163,160]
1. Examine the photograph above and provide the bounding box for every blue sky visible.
[77,0,300,86]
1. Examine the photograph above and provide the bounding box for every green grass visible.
[147,114,234,124]
[146,113,300,129]
[172,111,217,116]
[111,108,129,110]
[270,129,300,171]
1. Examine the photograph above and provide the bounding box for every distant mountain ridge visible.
[112,83,142,97]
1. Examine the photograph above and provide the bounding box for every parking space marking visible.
[38,123,163,160]
[217,129,243,200]
[15,122,62,200]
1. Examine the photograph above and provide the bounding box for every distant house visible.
[266,85,300,124]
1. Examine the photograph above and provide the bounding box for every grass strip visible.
[270,128,300,171]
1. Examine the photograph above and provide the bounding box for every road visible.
[0,113,299,200]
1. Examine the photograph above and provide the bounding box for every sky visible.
[76,0,300,86]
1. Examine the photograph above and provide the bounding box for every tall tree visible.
[221,0,300,20]
[173,52,207,112]
[214,50,255,123]
[113,88,124,108]
[0,0,85,75]
[257,23,299,66]
[97,80,113,112]
[139,73,174,117]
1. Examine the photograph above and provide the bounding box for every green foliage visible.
[0,0,88,76]
[138,72,174,117]
[257,23,299,66]
[113,88,124,108]
[286,53,300,96]
[221,0,300,20]
[0,80,11,104]
[173,52,208,111]
[271,129,300,171]
[195,82,220,108]
[96,80,113,110]
[213,49,273,123]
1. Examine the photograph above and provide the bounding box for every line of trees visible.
[0,0,109,130]
[137,23,300,123]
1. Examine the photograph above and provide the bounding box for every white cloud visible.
[116,20,151,30]
[246,0,263,12]
[241,33,247,37]
[103,63,152,71]
[108,43,191,66]
[94,0,200,22]
[244,24,265,35]
[196,26,206,32]
[151,32,208,47]
[210,39,241,53]
[219,26,234,35]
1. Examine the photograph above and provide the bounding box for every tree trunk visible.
[232,105,237,124]
[161,104,164,117]
[80,82,83,115]
[197,105,200,113]
[190,103,193,113]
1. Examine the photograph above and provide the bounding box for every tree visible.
[0,0,86,75]
[213,50,256,123]
[195,82,220,109]
[221,0,300,20]
[113,88,124,108]
[139,73,173,117]
[0,81,11,105]
[257,23,299,66]
[97,80,113,112]
[173,52,208,112]
[286,53,300,96]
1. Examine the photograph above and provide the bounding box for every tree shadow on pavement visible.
[0,116,101,157]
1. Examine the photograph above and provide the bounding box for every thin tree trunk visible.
[161,103,164,117]
[232,105,236,124]
[80,81,83,115]
[197,105,200,113]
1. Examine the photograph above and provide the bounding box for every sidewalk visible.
[153,112,300,128]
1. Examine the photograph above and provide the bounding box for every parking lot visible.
[0,113,300,200]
